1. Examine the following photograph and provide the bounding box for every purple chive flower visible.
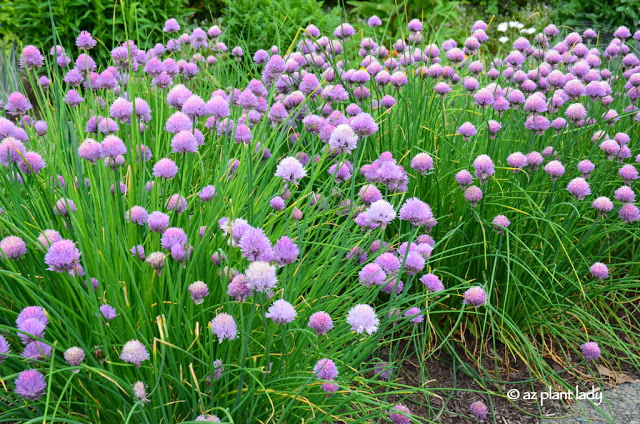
[376,253,400,274]
[270,196,285,211]
[160,227,187,250]
[399,197,433,226]
[99,304,117,320]
[455,170,473,189]
[404,307,423,325]
[109,97,133,122]
[22,341,52,362]
[421,273,444,293]
[359,263,387,287]
[592,197,613,215]
[16,151,45,175]
[125,206,148,225]
[63,346,85,371]
[5,92,32,115]
[619,203,640,223]
[76,31,96,49]
[53,198,77,216]
[0,137,27,165]
[20,46,45,69]
[145,252,166,271]
[45,239,81,273]
[133,381,149,402]
[17,318,46,344]
[590,262,609,280]
[64,90,84,107]
[544,160,565,180]
[388,404,412,424]
[368,15,382,27]
[346,304,379,335]
[411,153,434,175]
[101,135,126,158]
[164,18,180,32]
[329,124,359,154]
[567,178,591,200]
[120,340,150,367]
[473,155,495,183]
[171,131,198,153]
[130,245,145,260]
[275,157,307,183]
[581,342,601,360]
[506,152,528,172]
[349,113,378,137]
[0,335,10,363]
[1,235,27,260]
[492,215,511,234]
[470,401,488,420]
[313,358,338,380]
[464,186,483,207]
[266,299,297,324]
[273,236,299,266]
[188,281,209,305]
[245,261,277,292]
[619,164,638,184]
[16,306,48,328]
[366,200,396,229]
[78,138,104,163]
[228,274,251,302]
[577,160,595,178]
[153,158,179,179]
[240,228,274,262]
[199,185,216,201]
[309,311,333,336]
[15,369,47,400]
[615,186,635,203]
[458,122,477,140]
[463,286,486,306]
[147,211,170,233]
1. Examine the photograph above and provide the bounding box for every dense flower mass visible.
[1,12,638,424]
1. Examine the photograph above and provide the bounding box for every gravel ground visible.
[542,382,640,424]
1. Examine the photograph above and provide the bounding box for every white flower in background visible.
[516,23,524,30]
[521,27,536,35]
[499,36,509,44]
[508,21,520,28]
[497,22,508,32]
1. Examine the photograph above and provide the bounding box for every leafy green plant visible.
[556,0,640,29]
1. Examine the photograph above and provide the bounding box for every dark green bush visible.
[556,0,640,29]
[222,0,342,56]
[0,0,194,60]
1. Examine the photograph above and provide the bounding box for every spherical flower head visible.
[455,170,474,189]
[592,197,613,215]
[458,122,477,141]
[240,227,274,262]
[1,235,27,260]
[309,311,333,336]
[76,31,96,49]
[329,124,359,154]
[366,200,396,228]
[567,177,591,200]
[125,206,148,225]
[145,252,166,271]
[274,236,299,266]
[389,403,411,424]
[275,157,307,183]
[120,340,150,367]
[133,381,149,402]
[472,155,495,182]
[147,211,170,233]
[270,196,285,211]
[313,358,338,380]
[170,131,198,153]
[153,158,179,179]
[167,84,192,109]
[492,215,511,234]
[17,318,46,344]
[64,346,85,370]
[399,197,433,226]
[5,92,32,116]
[0,137,27,165]
[266,299,297,325]
[198,185,215,202]
[160,227,188,250]
[188,281,209,305]
[544,160,565,180]
[619,164,638,184]
[45,239,81,273]
[358,185,382,204]
[470,401,488,420]
[577,159,595,177]
[421,273,444,293]
[99,304,117,320]
[581,341,601,360]
[507,152,528,172]
[590,262,609,280]
[368,15,382,27]
[22,340,52,362]
[463,286,486,306]
[411,153,434,175]
[347,304,379,335]
[464,186,483,207]
[16,306,48,328]
[375,252,400,274]
[359,263,387,287]
[164,18,180,32]
[0,335,10,363]
[334,23,355,39]
[404,307,423,325]
[53,198,77,216]
[20,45,45,69]
[109,97,133,122]
[101,135,127,158]
[619,203,640,223]
[349,113,378,138]
[245,261,277,292]
[15,369,47,400]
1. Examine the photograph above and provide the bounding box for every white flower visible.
[499,36,509,44]
[526,27,537,34]
[508,21,520,28]
[497,23,508,32]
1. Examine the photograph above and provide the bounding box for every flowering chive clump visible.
[1,13,639,424]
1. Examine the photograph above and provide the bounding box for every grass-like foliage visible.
[0,7,639,424]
